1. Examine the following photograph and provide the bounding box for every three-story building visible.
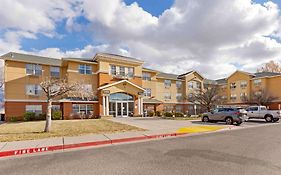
[0,52,204,121]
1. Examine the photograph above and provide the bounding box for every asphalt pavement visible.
[1,123,281,175]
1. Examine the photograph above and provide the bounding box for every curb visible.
[0,133,187,158]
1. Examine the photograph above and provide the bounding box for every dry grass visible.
[0,119,144,142]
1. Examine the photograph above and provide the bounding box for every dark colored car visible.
[201,107,247,125]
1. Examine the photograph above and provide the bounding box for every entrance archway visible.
[109,93,134,117]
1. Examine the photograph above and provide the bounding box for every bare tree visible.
[189,85,224,112]
[249,89,278,106]
[257,60,281,73]
[40,78,95,132]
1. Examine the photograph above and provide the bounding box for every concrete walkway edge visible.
[0,132,187,158]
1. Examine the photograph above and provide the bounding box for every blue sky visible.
[20,0,281,53]
[21,0,175,52]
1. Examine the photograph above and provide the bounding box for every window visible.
[188,81,193,89]
[26,105,42,114]
[79,64,92,74]
[119,66,125,76]
[127,67,134,77]
[240,81,247,88]
[254,79,262,86]
[230,82,236,89]
[26,64,42,76]
[164,80,171,88]
[260,106,267,111]
[176,81,182,88]
[142,72,151,81]
[164,105,173,112]
[247,107,258,111]
[82,84,92,92]
[254,91,262,96]
[230,94,237,100]
[196,82,202,89]
[72,104,93,114]
[26,85,42,96]
[221,95,227,100]
[240,92,247,100]
[144,88,151,97]
[188,93,193,100]
[176,93,182,100]
[50,66,60,77]
[110,65,117,75]
[51,105,60,111]
[164,92,171,100]
[176,106,182,112]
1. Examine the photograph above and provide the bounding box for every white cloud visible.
[1,0,281,79]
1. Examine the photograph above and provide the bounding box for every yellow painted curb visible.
[176,125,225,134]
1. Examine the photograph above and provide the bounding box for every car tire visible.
[202,116,209,122]
[265,115,273,122]
[236,122,242,126]
[225,117,233,125]
[273,118,279,122]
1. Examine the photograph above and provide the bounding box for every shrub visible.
[52,111,62,120]
[175,112,184,118]
[23,112,36,121]
[37,114,46,121]
[148,111,155,117]
[155,111,162,117]
[9,116,19,122]
[163,112,173,118]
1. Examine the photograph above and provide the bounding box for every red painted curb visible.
[0,132,188,158]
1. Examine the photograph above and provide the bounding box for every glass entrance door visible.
[116,102,128,117]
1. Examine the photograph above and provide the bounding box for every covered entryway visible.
[109,93,134,117]
[98,80,145,117]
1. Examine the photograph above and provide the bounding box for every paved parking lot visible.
[109,117,279,133]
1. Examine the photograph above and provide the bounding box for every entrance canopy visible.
[98,80,144,96]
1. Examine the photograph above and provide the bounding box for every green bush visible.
[155,111,162,117]
[175,112,184,117]
[9,116,19,122]
[163,112,173,118]
[52,111,62,120]
[148,111,155,117]
[38,114,46,121]
[23,112,36,121]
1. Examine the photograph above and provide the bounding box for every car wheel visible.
[265,115,273,122]
[273,118,279,122]
[202,116,209,122]
[236,122,242,126]
[225,117,233,125]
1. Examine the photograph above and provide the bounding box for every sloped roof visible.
[1,52,62,66]
[216,78,227,84]
[94,53,144,64]
[156,72,180,80]
[254,72,281,78]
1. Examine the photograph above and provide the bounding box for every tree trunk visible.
[44,100,52,132]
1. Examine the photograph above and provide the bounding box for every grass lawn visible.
[0,119,144,142]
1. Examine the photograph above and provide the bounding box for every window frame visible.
[164,80,171,88]
[50,66,60,77]
[26,64,42,76]
[79,64,92,75]
[144,88,152,97]
[142,72,152,81]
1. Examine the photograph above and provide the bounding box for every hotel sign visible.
[103,90,110,95]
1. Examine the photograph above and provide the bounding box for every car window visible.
[260,107,267,111]
[248,107,258,111]
[218,108,224,112]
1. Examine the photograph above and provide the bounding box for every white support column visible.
[102,96,106,116]
[138,97,141,115]
[140,97,143,115]
[106,95,109,116]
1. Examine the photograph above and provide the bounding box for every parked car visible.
[201,107,247,125]
[245,106,281,122]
